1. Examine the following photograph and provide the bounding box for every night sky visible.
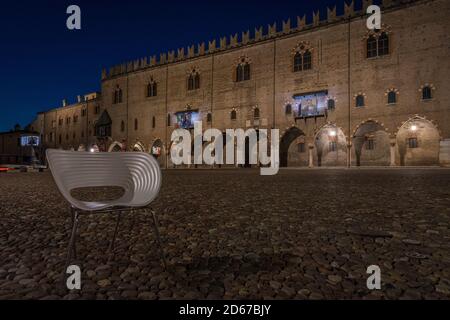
[0,0,374,132]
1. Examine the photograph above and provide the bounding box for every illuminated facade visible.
[29,0,450,168]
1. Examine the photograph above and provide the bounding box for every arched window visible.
[134,119,138,130]
[167,114,171,126]
[327,99,336,110]
[254,107,260,119]
[120,120,125,132]
[378,32,389,56]
[188,70,200,90]
[387,91,397,104]
[206,112,212,123]
[194,73,200,89]
[293,49,312,72]
[188,75,194,91]
[147,82,157,97]
[367,32,389,58]
[293,52,302,72]
[422,86,432,100]
[236,63,251,82]
[230,110,237,120]
[285,104,292,115]
[113,87,123,104]
[356,95,365,107]
[152,116,156,129]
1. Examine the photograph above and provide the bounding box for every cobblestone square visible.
[0,168,449,299]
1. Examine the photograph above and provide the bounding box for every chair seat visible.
[46,149,162,212]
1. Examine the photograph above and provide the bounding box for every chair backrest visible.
[46,149,162,211]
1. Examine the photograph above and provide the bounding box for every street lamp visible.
[411,125,417,132]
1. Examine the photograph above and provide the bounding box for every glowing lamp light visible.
[90,148,95,153]
[411,125,417,132]
[329,130,337,137]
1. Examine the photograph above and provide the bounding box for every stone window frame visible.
[187,67,201,91]
[385,88,399,105]
[230,108,238,121]
[353,92,367,108]
[113,85,123,104]
[292,41,314,73]
[235,56,252,82]
[363,24,392,60]
[146,77,158,98]
[419,83,436,102]
[326,96,337,111]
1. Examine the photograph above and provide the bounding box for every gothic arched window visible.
[367,31,390,58]
[120,120,125,132]
[152,116,156,129]
[230,110,237,120]
[188,69,200,90]
[147,81,157,97]
[293,44,313,72]
[254,107,260,119]
[206,112,212,123]
[134,118,138,131]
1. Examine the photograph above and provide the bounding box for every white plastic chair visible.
[46,149,166,272]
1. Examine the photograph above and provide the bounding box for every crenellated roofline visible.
[101,0,429,81]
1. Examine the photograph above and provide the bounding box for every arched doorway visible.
[353,120,390,166]
[280,127,305,167]
[108,141,123,152]
[315,124,347,167]
[132,142,145,152]
[396,117,440,166]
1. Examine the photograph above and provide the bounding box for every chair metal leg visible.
[62,209,79,286]
[150,209,167,269]
[107,210,122,262]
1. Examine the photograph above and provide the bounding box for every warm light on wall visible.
[411,125,417,131]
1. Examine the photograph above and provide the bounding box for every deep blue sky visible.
[0,0,370,132]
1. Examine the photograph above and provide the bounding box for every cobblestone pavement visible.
[1,168,450,300]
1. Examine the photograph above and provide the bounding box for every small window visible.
[113,88,123,104]
[297,142,305,153]
[147,82,157,97]
[59,134,62,144]
[231,110,237,120]
[167,114,171,127]
[366,139,375,150]
[293,52,302,72]
[378,32,389,56]
[327,99,335,110]
[329,141,337,152]
[302,50,312,70]
[73,115,78,123]
[408,137,418,148]
[152,116,156,129]
[422,86,432,100]
[367,35,378,58]
[134,118,138,131]
[95,106,100,114]
[388,91,397,104]
[285,104,292,115]
[254,108,260,119]
[59,118,63,126]
[206,112,212,123]
[81,109,86,117]
[120,120,125,132]
[356,95,365,107]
